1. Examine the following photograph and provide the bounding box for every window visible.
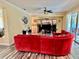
[0,8,4,37]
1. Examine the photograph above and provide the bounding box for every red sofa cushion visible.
[14,31,74,56]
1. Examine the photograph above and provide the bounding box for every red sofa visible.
[14,31,74,56]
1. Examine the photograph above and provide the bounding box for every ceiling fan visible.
[44,7,53,14]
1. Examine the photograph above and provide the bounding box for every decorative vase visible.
[22,30,26,34]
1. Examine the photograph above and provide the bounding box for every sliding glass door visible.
[71,13,77,34]
[71,13,78,41]
[75,14,79,43]
[66,12,79,43]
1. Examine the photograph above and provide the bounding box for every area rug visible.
[0,45,73,59]
[3,50,73,59]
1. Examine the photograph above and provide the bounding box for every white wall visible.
[0,0,66,46]
[0,1,30,46]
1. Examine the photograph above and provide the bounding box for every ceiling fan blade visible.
[43,7,53,14]
[47,10,53,13]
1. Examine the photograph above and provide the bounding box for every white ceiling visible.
[4,0,79,14]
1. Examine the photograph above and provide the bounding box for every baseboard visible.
[0,42,14,46]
